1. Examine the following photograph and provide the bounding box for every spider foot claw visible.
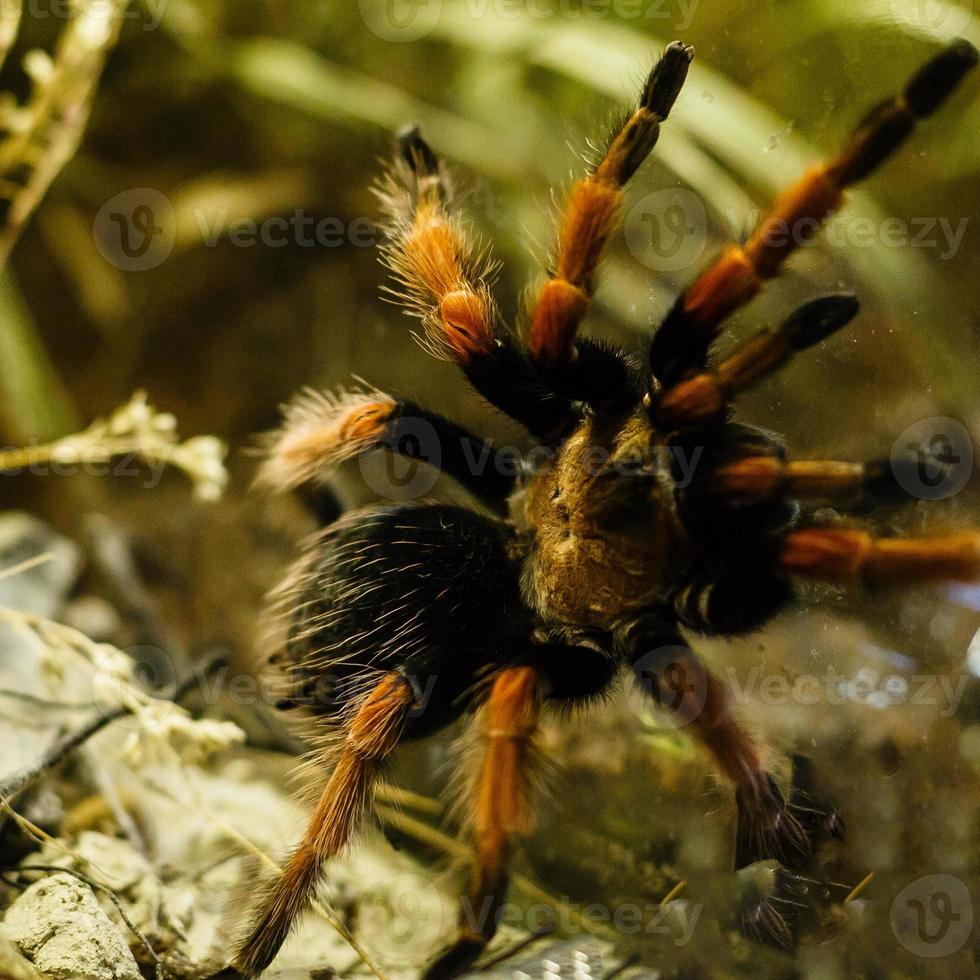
[734,773,812,871]
[420,934,486,980]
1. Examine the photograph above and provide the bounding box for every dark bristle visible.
[779,293,860,350]
[735,775,812,872]
[396,123,439,176]
[640,40,694,118]
[550,336,644,414]
[904,38,978,118]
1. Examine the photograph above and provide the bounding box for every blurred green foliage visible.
[0,0,975,476]
[0,4,976,975]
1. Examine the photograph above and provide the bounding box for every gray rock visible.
[2,872,141,980]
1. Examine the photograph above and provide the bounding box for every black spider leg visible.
[737,863,806,951]
[648,39,978,387]
[524,42,693,416]
[667,421,798,635]
[381,401,518,512]
[261,391,520,515]
[539,337,646,418]
[614,610,811,871]
[651,291,961,515]
[655,288,979,599]
[737,756,847,950]
[459,342,578,443]
[655,295,859,635]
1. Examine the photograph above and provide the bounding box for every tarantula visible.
[233,39,980,978]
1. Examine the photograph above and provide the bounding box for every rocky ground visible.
[0,507,978,979]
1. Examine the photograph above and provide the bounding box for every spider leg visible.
[422,636,617,979]
[377,127,572,441]
[649,39,978,385]
[667,421,798,634]
[654,292,858,429]
[243,503,531,976]
[421,665,543,980]
[232,671,416,977]
[617,613,811,870]
[710,452,953,506]
[671,565,794,636]
[780,527,980,585]
[256,387,516,511]
[527,42,692,411]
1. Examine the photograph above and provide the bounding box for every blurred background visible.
[0,0,978,977]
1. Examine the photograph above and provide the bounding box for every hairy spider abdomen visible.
[521,412,686,627]
[270,504,527,737]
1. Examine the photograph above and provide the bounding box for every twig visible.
[0,551,54,580]
[844,871,875,903]
[144,779,389,980]
[0,690,97,711]
[0,650,227,806]
[658,879,686,905]
[0,864,168,979]
[373,802,618,941]
[477,924,555,969]
[375,783,443,816]
[0,703,128,805]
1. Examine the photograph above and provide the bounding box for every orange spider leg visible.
[529,42,693,367]
[422,665,542,979]
[232,673,416,977]
[781,528,980,586]
[656,293,858,428]
[650,40,978,382]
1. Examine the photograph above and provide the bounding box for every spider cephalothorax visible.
[233,39,980,979]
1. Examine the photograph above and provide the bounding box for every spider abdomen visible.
[268,504,527,736]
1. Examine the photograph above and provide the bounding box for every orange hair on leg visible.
[232,673,415,977]
[422,665,542,978]
[781,529,980,585]
[254,387,397,492]
[651,40,977,380]
[376,127,498,365]
[529,42,693,366]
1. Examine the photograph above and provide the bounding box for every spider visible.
[232,39,979,978]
